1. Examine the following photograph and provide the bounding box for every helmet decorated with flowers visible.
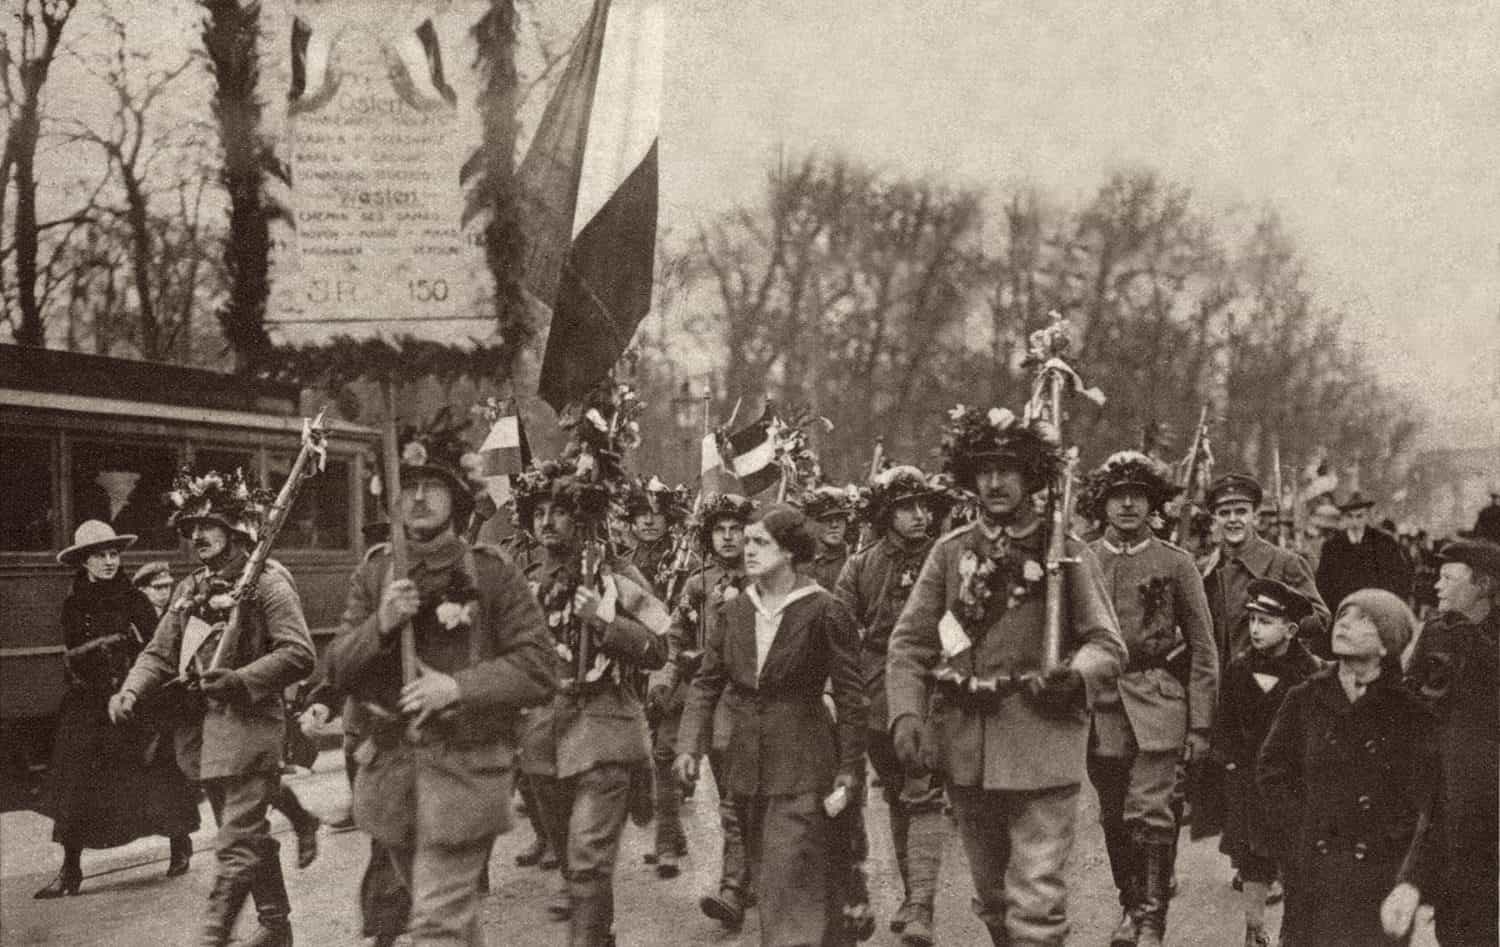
[859,464,945,529]
[1076,450,1179,524]
[622,475,693,525]
[939,404,1062,494]
[515,378,644,533]
[795,483,860,522]
[166,468,274,542]
[696,492,757,553]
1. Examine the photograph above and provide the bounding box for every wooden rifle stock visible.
[1173,405,1210,548]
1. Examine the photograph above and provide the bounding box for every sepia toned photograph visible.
[2,1,1496,944]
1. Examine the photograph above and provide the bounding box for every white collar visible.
[1101,535,1152,556]
[745,581,820,619]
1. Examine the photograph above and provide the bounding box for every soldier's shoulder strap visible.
[1156,537,1196,560]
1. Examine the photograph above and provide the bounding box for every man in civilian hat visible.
[1383,538,1500,947]
[111,470,316,947]
[1472,487,1500,544]
[323,438,558,946]
[886,405,1125,946]
[834,464,949,946]
[1201,473,1329,663]
[1078,452,1218,947]
[1314,491,1411,615]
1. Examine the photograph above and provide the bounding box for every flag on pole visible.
[726,407,780,497]
[479,413,530,477]
[519,0,662,411]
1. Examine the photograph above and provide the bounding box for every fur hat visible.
[1336,588,1416,657]
[940,404,1062,492]
[1077,451,1179,523]
[57,520,138,566]
[166,469,273,542]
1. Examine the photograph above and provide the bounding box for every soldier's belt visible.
[931,667,1024,712]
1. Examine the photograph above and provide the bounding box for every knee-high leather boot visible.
[1135,840,1172,947]
[240,838,293,947]
[200,871,253,947]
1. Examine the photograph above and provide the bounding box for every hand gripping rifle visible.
[202,411,329,674]
[1023,315,1104,671]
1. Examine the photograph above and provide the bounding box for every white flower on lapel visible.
[1023,560,1044,583]
[958,551,979,581]
[436,600,474,630]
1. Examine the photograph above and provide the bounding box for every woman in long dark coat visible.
[675,504,868,947]
[34,521,199,899]
[1257,589,1435,946]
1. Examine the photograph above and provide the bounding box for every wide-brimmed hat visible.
[1077,451,1179,523]
[1336,491,1376,513]
[166,469,271,542]
[940,404,1062,491]
[1205,473,1263,511]
[58,520,138,566]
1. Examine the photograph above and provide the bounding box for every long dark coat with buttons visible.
[1257,665,1436,947]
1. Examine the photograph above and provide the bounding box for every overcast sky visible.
[657,0,1500,444]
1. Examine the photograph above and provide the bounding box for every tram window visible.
[192,448,258,481]
[270,454,350,550]
[70,441,179,549]
[0,434,56,551]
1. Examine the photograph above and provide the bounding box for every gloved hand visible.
[1024,665,1086,717]
[892,714,924,769]
[200,668,254,707]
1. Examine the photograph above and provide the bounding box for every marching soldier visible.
[833,465,950,946]
[512,458,672,947]
[1201,474,1330,663]
[322,442,558,946]
[800,484,859,589]
[110,470,316,947]
[622,477,688,598]
[660,492,758,928]
[1078,452,1219,947]
[886,405,1126,946]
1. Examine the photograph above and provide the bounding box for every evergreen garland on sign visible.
[201,0,287,370]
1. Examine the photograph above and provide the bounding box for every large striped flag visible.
[698,406,781,497]
[518,0,661,411]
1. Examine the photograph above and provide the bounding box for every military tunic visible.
[1202,534,1330,662]
[886,520,1125,943]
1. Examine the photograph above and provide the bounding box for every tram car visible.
[0,344,380,774]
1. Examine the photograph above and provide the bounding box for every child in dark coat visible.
[1216,578,1323,947]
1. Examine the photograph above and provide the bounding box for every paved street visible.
[3,749,1438,945]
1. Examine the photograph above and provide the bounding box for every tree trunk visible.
[12,96,43,346]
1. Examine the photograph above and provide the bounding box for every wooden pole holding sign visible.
[381,381,418,689]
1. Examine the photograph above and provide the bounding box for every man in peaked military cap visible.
[1201,473,1329,664]
[1079,452,1218,947]
[886,405,1125,946]
[323,438,559,946]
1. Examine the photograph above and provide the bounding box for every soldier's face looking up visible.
[710,520,745,562]
[84,548,121,582]
[974,461,1029,521]
[534,500,576,549]
[742,522,792,580]
[189,522,231,563]
[1213,501,1255,548]
[1247,611,1294,653]
[1104,487,1151,537]
[401,474,453,537]
[1436,562,1492,617]
[631,511,667,544]
[890,500,931,541]
[818,515,849,550]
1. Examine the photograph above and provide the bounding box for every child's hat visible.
[1243,578,1311,623]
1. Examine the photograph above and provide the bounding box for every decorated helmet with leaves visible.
[697,492,757,552]
[622,475,692,524]
[166,468,274,542]
[860,464,943,528]
[940,404,1062,492]
[1077,450,1179,523]
[795,484,860,521]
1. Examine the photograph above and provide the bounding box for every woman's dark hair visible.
[751,503,817,565]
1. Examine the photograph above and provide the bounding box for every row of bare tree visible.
[647,154,1417,500]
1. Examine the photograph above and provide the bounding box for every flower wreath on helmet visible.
[937,405,1061,631]
[622,475,693,526]
[1076,450,1179,525]
[696,492,757,554]
[857,464,945,530]
[939,403,1064,494]
[796,483,861,521]
[166,468,275,543]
